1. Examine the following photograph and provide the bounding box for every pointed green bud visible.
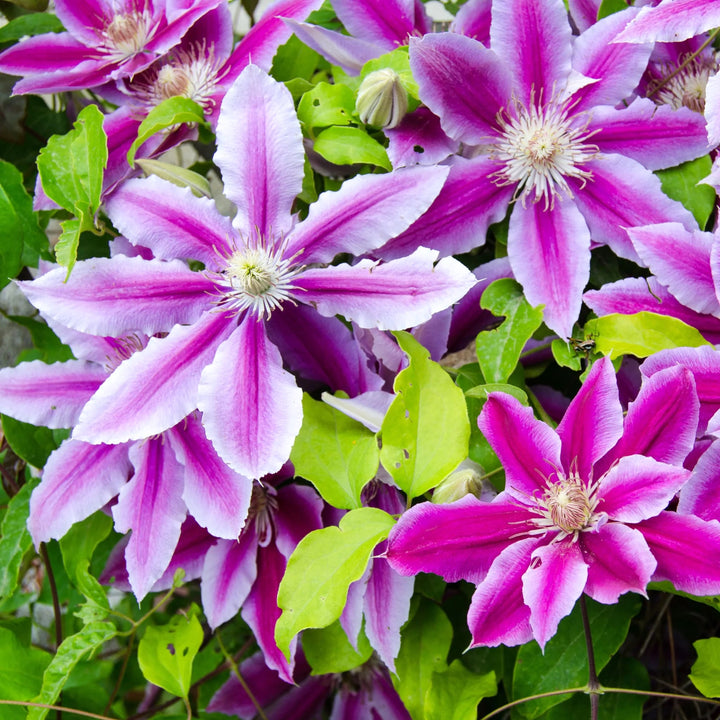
[432,460,494,505]
[356,68,408,129]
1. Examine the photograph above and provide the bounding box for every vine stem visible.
[216,633,269,720]
[40,542,63,720]
[580,595,600,720]
[0,700,113,720]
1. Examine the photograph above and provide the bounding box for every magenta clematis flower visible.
[372,0,707,336]
[20,64,474,482]
[0,0,225,96]
[0,327,253,600]
[386,356,720,649]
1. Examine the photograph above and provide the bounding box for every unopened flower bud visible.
[432,460,495,505]
[356,68,408,129]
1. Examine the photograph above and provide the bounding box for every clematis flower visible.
[386,356,720,649]
[20,64,474,483]
[0,0,225,96]
[372,0,706,336]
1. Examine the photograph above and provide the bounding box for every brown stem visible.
[40,542,63,720]
[580,595,600,720]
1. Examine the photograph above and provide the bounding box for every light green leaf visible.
[392,600,452,720]
[586,312,711,360]
[291,394,379,509]
[28,621,117,720]
[475,279,544,383]
[138,610,203,699]
[551,338,583,371]
[303,620,373,675]
[426,660,496,720]
[136,158,211,197]
[465,382,529,404]
[127,97,204,167]
[59,512,112,610]
[297,82,356,129]
[275,507,395,658]
[657,155,715,230]
[313,126,392,170]
[0,161,46,287]
[53,216,84,276]
[0,478,39,599]
[380,331,470,500]
[0,626,51,704]
[512,595,641,718]
[690,637,720,698]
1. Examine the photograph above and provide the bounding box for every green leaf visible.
[297,82,357,129]
[136,158,212,197]
[475,279,544,383]
[6,315,73,364]
[426,660,496,720]
[597,656,649,719]
[0,12,63,43]
[1,415,59,468]
[0,160,46,287]
[291,394,379,509]
[380,331,470,499]
[138,610,203,699]
[0,626,51,705]
[59,512,113,610]
[53,216,84,275]
[392,600,452,720]
[28,621,117,720]
[586,312,711,360]
[275,507,395,658]
[313,126,392,170]
[271,34,323,82]
[465,382,529,404]
[0,478,39,599]
[37,103,107,214]
[302,620,373,675]
[657,155,715,230]
[597,0,628,19]
[551,338,582,371]
[512,595,641,718]
[690,637,720,697]
[127,97,204,167]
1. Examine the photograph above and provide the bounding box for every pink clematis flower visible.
[20,64,475,481]
[386,356,720,649]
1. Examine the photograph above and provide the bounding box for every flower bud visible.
[432,460,495,505]
[356,68,408,129]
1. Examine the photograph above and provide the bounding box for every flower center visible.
[248,483,279,546]
[648,52,718,113]
[103,11,153,60]
[213,237,303,320]
[491,99,598,209]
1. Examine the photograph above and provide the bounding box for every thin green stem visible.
[103,632,135,715]
[0,700,114,720]
[580,595,600,720]
[216,633,269,720]
[479,687,588,719]
[40,542,63,720]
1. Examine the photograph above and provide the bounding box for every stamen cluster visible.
[102,11,154,61]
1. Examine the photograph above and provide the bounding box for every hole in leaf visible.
[413,145,425,153]
[167,643,176,655]
[403,449,410,460]
[313,99,320,106]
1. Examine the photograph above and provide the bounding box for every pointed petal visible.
[678,440,720,521]
[508,198,590,338]
[386,495,534,584]
[285,166,449,265]
[0,32,95,76]
[112,437,188,600]
[452,0,492,44]
[201,533,259,629]
[374,156,514,261]
[568,0,602,32]
[105,176,235,269]
[638,512,720,595]
[28,440,131,545]
[332,0,417,44]
[215,64,303,239]
[74,310,235,444]
[0,360,107,429]
[615,0,720,43]
[295,248,476,330]
[599,366,699,472]
[524,540,587,650]
[569,155,696,262]
[479,393,562,498]
[242,541,296,683]
[267,304,383,396]
[599,455,690,523]
[582,523,655,604]
[467,537,540,647]
[628,223,719,316]
[409,33,512,145]
[491,0,572,104]
[198,317,303,479]
[588,100,709,171]
[168,414,252,539]
[340,564,370,652]
[19,256,215,337]
[557,356,623,478]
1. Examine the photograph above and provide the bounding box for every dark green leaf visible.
[1,415,59,468]
[0,626,51,704]
[0,12,63,43]
[426,660,496,720]
[597,0,628,19]
[465,382,529,404]
[0,478,39,599]
[657,155,715,230]
[6,315,73,364]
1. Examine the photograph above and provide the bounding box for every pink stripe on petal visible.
[523,540,588,650]
[333,0,417,44]
[273,484,324,559]
[215,64,304,240]
[0,33,96,76]
[113,437,188,600]
[615,0,720,43]
[678,440,720,522]
[582,523,655,604]
[202,533,259,629]
[479,393,562,499]
[28,440,131,545]
[198,318,303,479]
